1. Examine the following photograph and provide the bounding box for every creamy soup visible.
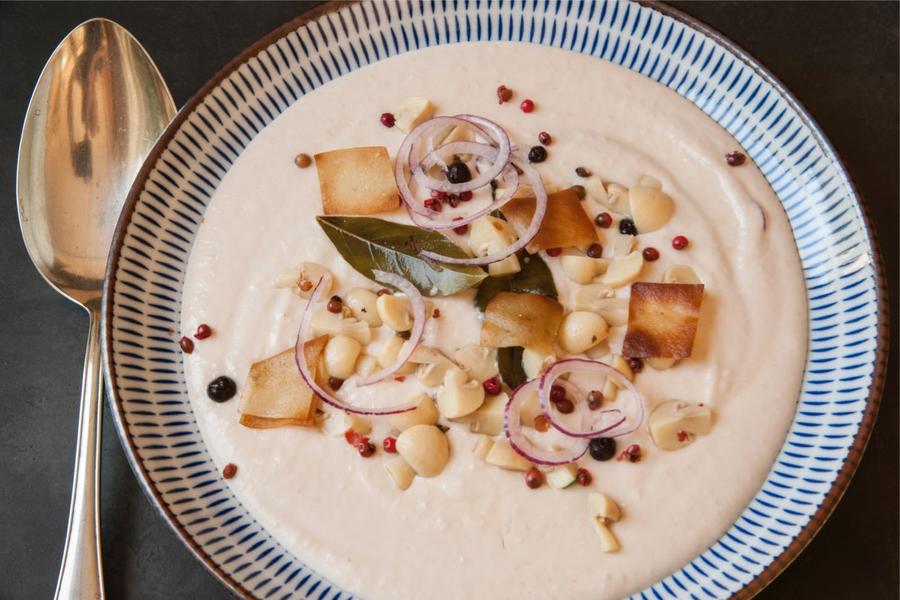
[181,42,806,599]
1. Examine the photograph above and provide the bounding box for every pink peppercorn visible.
[576,468,592,486]
[525,468,543,489]
[483,376,501,395]
[672,235,689,250]
[642,247,660,261]
[594,212,613,228]
[618,444,642,463]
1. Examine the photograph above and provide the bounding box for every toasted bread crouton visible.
[622,283,704,359]
[238,336,328,428]
[314,146,400,215]
[501,187,598,253]
[481,292,563,353]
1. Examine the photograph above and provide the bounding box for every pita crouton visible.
[238,336,328,428]
[501,187,598,253]
[623,283,704,359]
[314,146,400,215]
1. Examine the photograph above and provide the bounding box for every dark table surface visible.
[1,2,896,598]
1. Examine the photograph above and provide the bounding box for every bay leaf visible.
[498,347,527,389]
[316,216,486,297]
[474,251,557,312]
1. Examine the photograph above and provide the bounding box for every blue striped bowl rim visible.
[102,2,889,598]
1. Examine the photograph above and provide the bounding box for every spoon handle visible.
[55,310,104,600]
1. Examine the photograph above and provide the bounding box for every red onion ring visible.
[355,270,425,386]
[407,116,488,171]
[420,157,547,265]
[551,376,627,434]
[504,379,589,466]
[411,117,511,193]
[413,115,502,167]
[395,114,547,265]
[294,273,417,415]
[539,358,646,438]
[413,141,499,193]
[407,165,519,231]
[396,117,475,218]
[396,115,509,219]
[556,379,627,432]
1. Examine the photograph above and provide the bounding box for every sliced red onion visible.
[551,376,627,435]
[539,358,646,438]
[397,115,508,218]
[407,166,519,231]
[294,273,417,415]
[394,114,546,264]
[504,379,589,466]
[414,140,498,187]
[355,271,425,386]
[415,141,490,173]
[411,118,511,193]
[416,115,503,166]
[396,117,473,217]
[407,116,487,171]
[420,158,547,265]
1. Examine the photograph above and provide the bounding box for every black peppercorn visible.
[575,166,591,177]
[527,145,547,163]
[446,160,472,184]
[586,243,603,258]
[207,376,237,402]
[588,437,616,461]
[619,218,637,235]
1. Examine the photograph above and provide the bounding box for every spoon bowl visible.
[17,18,175,599]
[18,17,174,308]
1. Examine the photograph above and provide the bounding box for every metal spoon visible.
[17,19,175,600]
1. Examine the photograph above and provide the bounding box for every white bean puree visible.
[181,43,806,599]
